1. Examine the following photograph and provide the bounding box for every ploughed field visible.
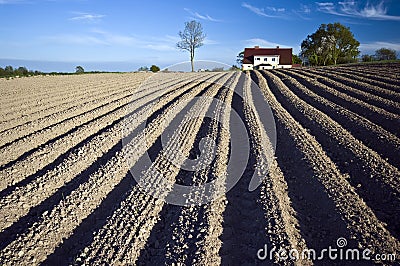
[0,63,399,265]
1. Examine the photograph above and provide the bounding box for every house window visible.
[264,58,268,61]
[256,57,260,60]
[272,58,276,61]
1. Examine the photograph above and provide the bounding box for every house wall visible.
[242,56,292,70]
[253,55,280,66]
[242,64,253,70]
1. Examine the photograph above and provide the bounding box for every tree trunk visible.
[190,50,194,72]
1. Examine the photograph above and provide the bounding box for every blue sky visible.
[0,0,399,72]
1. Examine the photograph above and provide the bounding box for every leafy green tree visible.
[301,34,322,66]
[138,66,149,71]
[375,48,397,61]
[211,67,224,72]
[75,66,85,74]
[229,65,240,71]
[313,25,334,65]
[361,54,373,62]
[150,65,160,72]
[292,54,302,64]
[4,65,13,74]
[177,20,206,72]
[16,66,29,76]
[0,66,43,78]
[236,51,244,65]
[301,22,360,66]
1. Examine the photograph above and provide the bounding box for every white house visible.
[242,46,293,70]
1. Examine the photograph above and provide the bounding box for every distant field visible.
[0,64,399,265]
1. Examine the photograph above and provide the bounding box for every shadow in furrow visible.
[283,70,400,138]
[0,91,132,148]
[136,204,182,264]
[0,139,123,251]
[0,84,193,251]
[263,71,400,239]
[251,72,358,266]
[0,93,133,171]
[274,117,366,266]
[274,70,400,168]
[220,75,272,265]
[42,171,137,265]
[136,83,225,265]
[0,86,188,198]
[313,69,400,102]
[0,84,176,171]
[307,71,400,114]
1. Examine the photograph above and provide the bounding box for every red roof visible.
[243,47,292,65]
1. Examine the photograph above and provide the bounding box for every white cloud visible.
[316,2,340,15]
[300,4,312,14]
[316,2,334,7]
[203,38,218,45]
[91,30,136,46]
[42,34,108,45]
[164,35,180,43]
[184,8,221,22]
[242,2,275,17]
[0,0,23,3]
[338,0,357,14]
[360,41,400,52]
[69,12,105,22]
[144,44,176,51]
[144,35,181,51]
[244,38,285,48]
[316,0,400,21]
[267,7,285,12]
[292,4,313,20]
[147,35,217,50]
[41,30,137,47]
[359,1,389,17]
[242,2,287,18]
[40,29,218,52]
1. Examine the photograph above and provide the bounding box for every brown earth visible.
[0,64,399,265]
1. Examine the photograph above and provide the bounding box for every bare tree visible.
[177,20,206,72]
